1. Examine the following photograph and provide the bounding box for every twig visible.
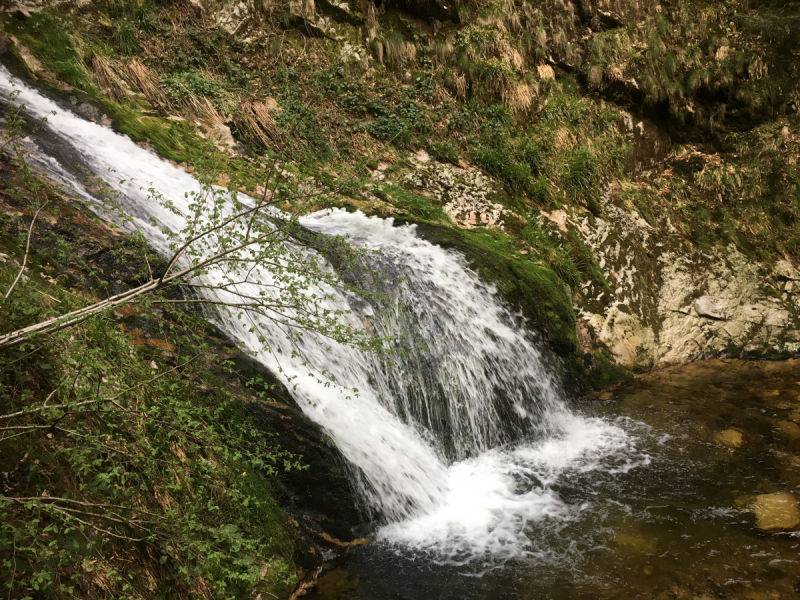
[3,200,49,304]
[7,496,162,518]
[7,532,15,600]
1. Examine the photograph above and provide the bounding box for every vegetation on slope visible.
[0,268,300,598]
[0,100,315,600]
[1,0,798,370]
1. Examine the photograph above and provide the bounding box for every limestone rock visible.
[9,36,43,75]
[764,310,790,328]
[753,493,800,531]
[775,260,800,281]
[191,108,241,155]
[740,304,765,323]
[403,160,513,230]
[695,296,726,320]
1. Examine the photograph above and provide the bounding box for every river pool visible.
[308,359,800,600]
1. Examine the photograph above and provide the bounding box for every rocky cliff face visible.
[2,0,799,381]
[401,149,800,369]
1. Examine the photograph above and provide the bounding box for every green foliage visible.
[517,138,547,176]
[363,95,431,148]
[664,117,800,259]
[428,140,460,164]
[270,68,331,158]
[0,271,299,598]
[111,19,139,55]
[473,145,534,197]
[563,147,599,203]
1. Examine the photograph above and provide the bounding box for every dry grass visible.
[384,32,417,65]
[90,54,127,102]
[587,64,603,88]
[248,101,280,141]
[289,0,316,19]
[749,58,768,80]
[234,101,281,149]
[366,2,379,42]
[503,81,536,111]
[495,37,524,70]
[125,57,171,112]
[450,72,468,98]
[537,63,555,80]
[371,38,384,63]
[433,37,455,65]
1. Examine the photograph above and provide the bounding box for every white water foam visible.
[0,67,646,563]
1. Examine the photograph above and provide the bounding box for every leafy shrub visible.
[429,140,460,164]
[517,138,547,175]
[0,269,300,599]
[364,97,430,148]
[161,70,233,111]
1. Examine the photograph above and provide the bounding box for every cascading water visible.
[0,67,644,564]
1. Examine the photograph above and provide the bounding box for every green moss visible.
[105,102,220,164]
[410,222,578,356]
[377,184,450,222]
[581,348,634,391]
[521,218,581,288]
[17,13,90,90]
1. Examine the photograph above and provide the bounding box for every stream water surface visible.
[309,359,800,600]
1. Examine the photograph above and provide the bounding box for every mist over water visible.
[0,67,644,565]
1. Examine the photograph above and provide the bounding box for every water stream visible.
[6,69,798,600]
[0,67,643,564]
[307,359,800,599]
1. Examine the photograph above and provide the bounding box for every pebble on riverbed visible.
[752,493,800,531]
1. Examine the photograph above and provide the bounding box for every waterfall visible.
[0,68,641,564]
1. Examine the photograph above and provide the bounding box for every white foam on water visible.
[378,412,639,562]
[0,67,646,564]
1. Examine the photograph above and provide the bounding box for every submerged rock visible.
[613,531,655,554]
[776,420,800,443]
[752,493,800,531]
[714,428,743,448]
